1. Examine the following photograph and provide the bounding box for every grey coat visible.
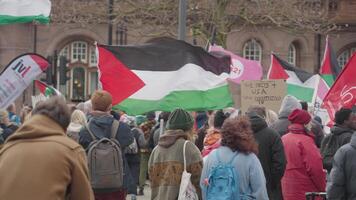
[327,133,356,200]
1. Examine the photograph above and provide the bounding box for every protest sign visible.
[0,53,49,109]
[241,79,286,113]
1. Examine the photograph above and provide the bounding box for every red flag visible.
[322,53,356,122]
[319,35,341,87]
[267,54,289,80]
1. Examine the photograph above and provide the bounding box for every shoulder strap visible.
[228,152,239,165]
[215,149,238,165]
[183,140,189,171]
[85,121,97,141]
[111,119,120,139]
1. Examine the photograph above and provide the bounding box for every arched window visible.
[72,67,86,101]
[287,43,297,65]
[71,41,87,63]
[338,47,356,67]
[243,39,262,61]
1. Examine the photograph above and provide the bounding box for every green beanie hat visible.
[135,115,147,126]
[166,108,194,131]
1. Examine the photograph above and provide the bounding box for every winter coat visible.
[270,95,302,137]
[0,123,18,143]
[79,112,134,192]
[67,122,84,142]
[148,129,203,200]
[281,124,326,200]
[320,125,353,172]
[249,113,286,200]
[200,146,269,200]
[195,123,209,151]
[327,133,356,200]
[0,114,94,200]
[311,119,325,148]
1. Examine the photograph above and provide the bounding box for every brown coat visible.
[0,115,94,200]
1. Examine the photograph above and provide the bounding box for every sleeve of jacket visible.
[270,131,286,185]
[69,148,94,200]
[78,128,92,149]
[327,147,346,200]
[320,134,332,171]
[116,122,134,148]
[301,140,326,191]
[249,154,269,200]
[186,141,203,200]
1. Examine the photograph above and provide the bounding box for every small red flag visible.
[322,53,356,121]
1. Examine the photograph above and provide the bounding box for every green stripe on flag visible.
[114,85,234,115]
[321,74,334,88]
[287,84,315,102]
[0,15,49,25]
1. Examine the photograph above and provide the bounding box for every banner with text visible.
[241,79,286,113]
[0,53,49,109]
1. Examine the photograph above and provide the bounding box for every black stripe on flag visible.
[273,54,313,82]
[99,37,231,75]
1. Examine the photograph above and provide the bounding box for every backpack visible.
[124,128,139,154]
[178,141,199,200]
[206,150,240,200]
[86,120,123,190]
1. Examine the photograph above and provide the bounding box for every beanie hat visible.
[91,90,112,112]
[135,115,147,126]
[146,111,156,121]
[288,109,311,125]
[166,108,194,131]
[335,108,352,125]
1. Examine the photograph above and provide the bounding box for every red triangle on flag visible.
[97,46,145,105]
[267,54,289,80]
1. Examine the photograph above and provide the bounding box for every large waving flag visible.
[323,53,356,122]
[0,0,51,25]
[209,45,262,84]
[97,38,234,115]
[34,80,61,97]
[268,54,318,102]
[320,35,341,87]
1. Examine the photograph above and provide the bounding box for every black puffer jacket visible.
[248,113,286,200]
[320,125,353,172]
[327,133,356,200]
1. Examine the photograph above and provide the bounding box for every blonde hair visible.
[71,109,87,126]
[265,109,278,126]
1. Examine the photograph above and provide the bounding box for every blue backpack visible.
[206,150,240,200]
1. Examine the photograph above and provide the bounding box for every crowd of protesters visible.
[0,91,356,200]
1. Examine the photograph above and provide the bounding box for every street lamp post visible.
[178,0,187,41]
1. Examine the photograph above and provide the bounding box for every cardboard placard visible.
[241,79,286,113]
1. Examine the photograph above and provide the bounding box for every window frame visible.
[243,39,262,61]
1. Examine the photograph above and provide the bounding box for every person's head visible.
[334,108,356,129]
[76,102,85,112]
[91,90,112,112]
[146,111,156,121]
[0,109,10,125]
[213,110,229,129]
[279,95,302,116]
[288,109,311,126]
[265,109,278,126]
[166,108,194,132]
[135,115,146,127]
[221,116,258,154]
[300,101,308,111]
[159,112,171,122]
[6,103,16,113]
[70,109,87,126]
[32,96,71,131]
[247,105,266,118]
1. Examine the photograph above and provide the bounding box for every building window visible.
[90,46,97,67]
[243,39,262,61]
[71,41,87,63]
[90,71,98,95]
[338,47,356,67]
[287,43,297,65]
[72,67,86,101]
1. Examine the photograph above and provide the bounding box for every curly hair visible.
[221,116,258,154]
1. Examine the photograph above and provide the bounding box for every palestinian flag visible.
[35,80,61,97]
[320,35,341,87]
[97,37,234,115]
[0,0,51,25]
[268,54,318,102]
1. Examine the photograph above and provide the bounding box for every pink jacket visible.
[281,124,326,200]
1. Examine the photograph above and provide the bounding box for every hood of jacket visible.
[278,95,302,118]
[87,112,115,137]
[248,112,268,133]
[331,125,354,136]
[1,114,65,145]
[67,122,83,133]
[158,129,188,148]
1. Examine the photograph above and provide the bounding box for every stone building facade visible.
[0,0,356,107]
